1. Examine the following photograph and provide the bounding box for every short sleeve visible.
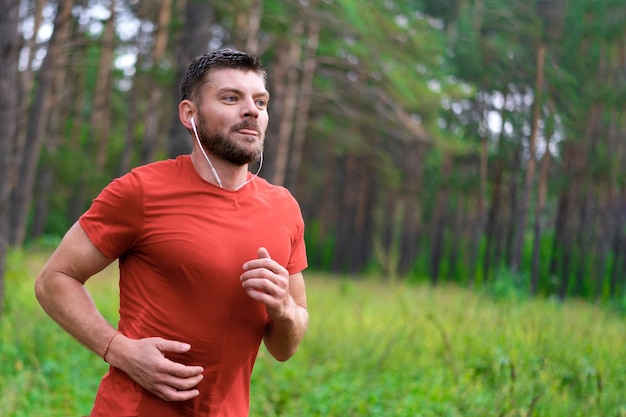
[79,172,143,259]
[286,200,308,275]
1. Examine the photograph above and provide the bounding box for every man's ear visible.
[179,100,195,131]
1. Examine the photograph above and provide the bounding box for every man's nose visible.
[242,97,259,118]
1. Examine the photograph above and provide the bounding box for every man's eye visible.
[256,100,268,108]
[224,96,238,102]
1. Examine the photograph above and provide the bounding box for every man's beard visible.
[197,119,264,166]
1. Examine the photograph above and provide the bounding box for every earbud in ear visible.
[190,116,196,129]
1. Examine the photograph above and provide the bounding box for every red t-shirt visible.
[80,155,307,417]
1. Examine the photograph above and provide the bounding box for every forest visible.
[1,0,625,313]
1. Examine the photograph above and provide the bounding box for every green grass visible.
[2,249,626,416]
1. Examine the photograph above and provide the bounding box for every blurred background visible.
[1,0,625,306]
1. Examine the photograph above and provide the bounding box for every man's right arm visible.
[35,221,119,357]
[34,222,204,401]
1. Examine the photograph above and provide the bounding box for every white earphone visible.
[189,116,263,191]
[191,116,223,188]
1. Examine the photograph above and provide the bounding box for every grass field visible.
[1,248,626,417]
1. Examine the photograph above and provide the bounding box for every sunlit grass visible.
[251,277,626,416]
[1,249,116,417]
[2,249,625,416]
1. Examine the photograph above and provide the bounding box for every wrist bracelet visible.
[103,331,121,363]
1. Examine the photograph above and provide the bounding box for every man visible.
[35,49,309,417]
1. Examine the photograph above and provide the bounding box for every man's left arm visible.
[241,248,309,361]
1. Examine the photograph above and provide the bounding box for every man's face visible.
[195,68,269,166]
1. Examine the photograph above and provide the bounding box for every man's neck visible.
[191,150,249,190]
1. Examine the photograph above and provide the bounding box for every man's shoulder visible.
[255,177,297,201]
[103,156,191,198]
[120,156,191,188]
[129,156,188,177]
[252,178,303,220]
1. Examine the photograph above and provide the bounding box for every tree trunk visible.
[377,189,400,279]
[30,168,54,237]
[531,103,554,295]
[484,159,503,281]
[554,140,585,299]
[574,189,592,296]
[168,0,214,158]
[472,105,488,282]
[330,148,376,274]
[119,20,149,175]
[0,0,21,315]
[430,153,452,285]
[574,102,601,297]
[550,164,569,294]
[285,0,320,192]
[233,0,264,53]
[118,88,139,176]
[504,152,520,267]
[33,0,85,233]
[511,44,545,271]
[467,191,484,284]
[449,193,464,282]
[483,102,508,282]
[268,24,304,187]
[332,153,357,272]
[64,44,89,223]
[349,153,375,273]
[15,0,45,190]
[91,0,117,171]
[140,0,172,165]
[9,0,74,247]
[30,42,70,240]
[609,185,625,297]
[608,108,625,297]
[398,141,426,275]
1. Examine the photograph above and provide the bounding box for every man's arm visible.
[35,221,119,356]
[34,222,205,401]
[262,271,308,361]
[241,248,309,361]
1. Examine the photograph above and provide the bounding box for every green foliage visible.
[305,220,337,270]
[483,267,530,302]
[4,250,626,416]
[1,249,116,417]
[250,277,626,416]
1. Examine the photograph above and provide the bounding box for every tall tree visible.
[510,44,544,271]
[267,20,304,186]
[139,0,174,165]
[9,0,74,246]
[233,0,264,53]
[531,104,554,295]
[7,0,625,302]
[15,0,46,190]
[530,0,565,294]
[167,0,215,158]
[0,0,21,314]
[91,0,117,171]
[303,0,451,273]
[284,0,320,192]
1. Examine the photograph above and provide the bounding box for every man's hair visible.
[179,49,267,103]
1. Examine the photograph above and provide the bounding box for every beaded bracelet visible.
[102,331,121,363]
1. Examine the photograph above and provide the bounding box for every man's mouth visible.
[232,121,260,136]
[237,128,259,136]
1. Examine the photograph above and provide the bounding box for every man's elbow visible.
[268,345,298,362]
[34,271,51,307]
[34,268,66,309]
[264,333,304,362]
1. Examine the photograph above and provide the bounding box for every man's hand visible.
[240,247,294,320]
[240,247,308,361]
[106,334,204,402]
